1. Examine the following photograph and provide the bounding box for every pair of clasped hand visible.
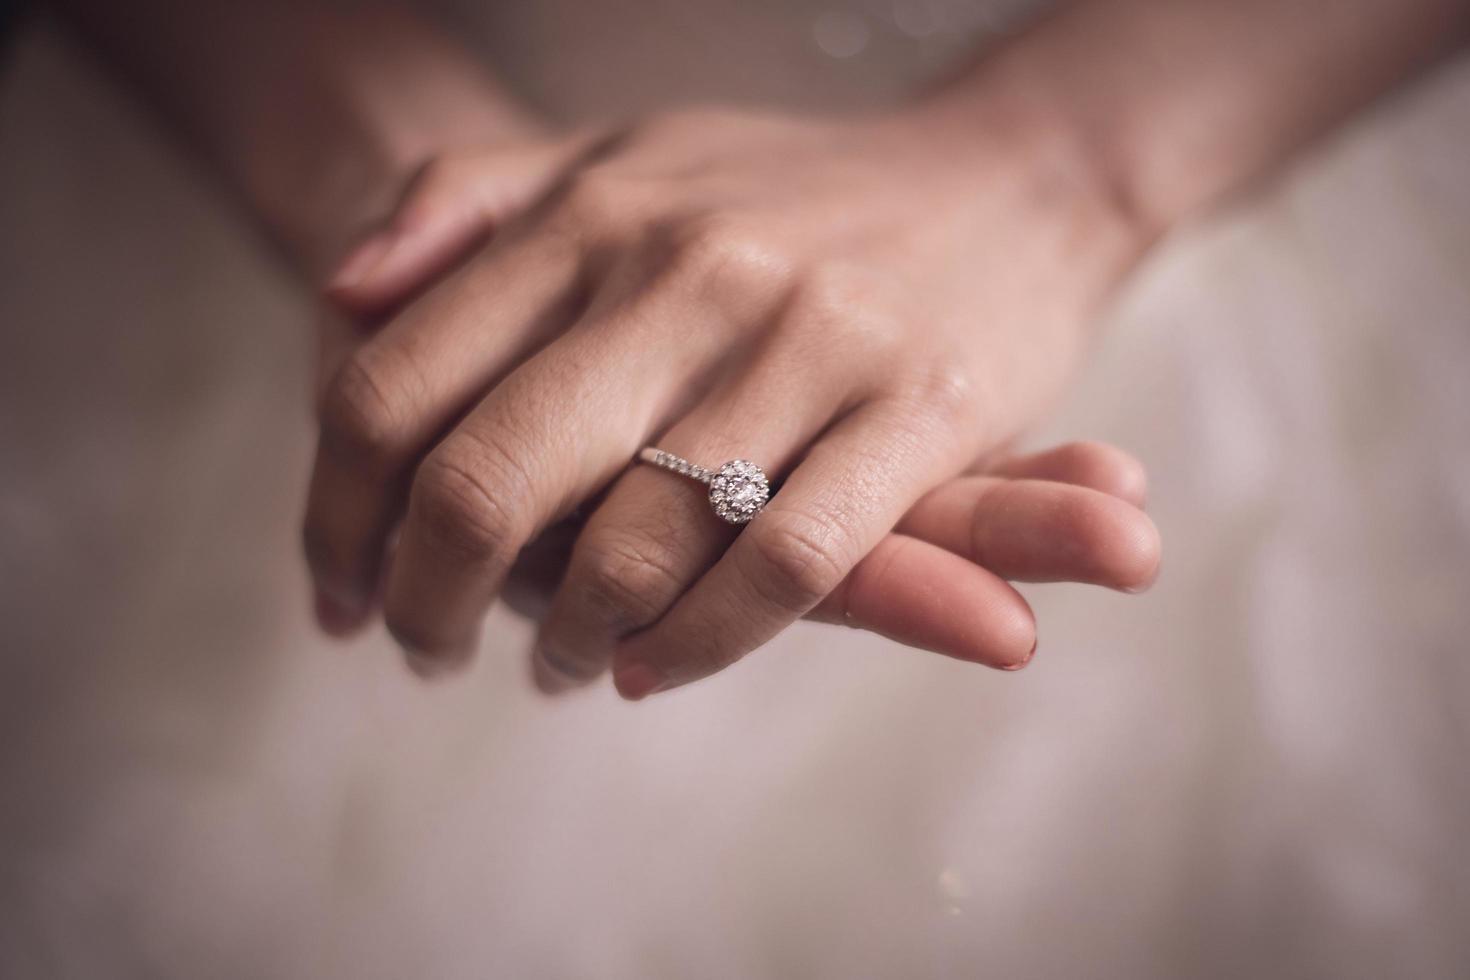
[302,107,1161,700]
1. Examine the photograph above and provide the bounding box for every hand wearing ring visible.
[304,107,1159,698]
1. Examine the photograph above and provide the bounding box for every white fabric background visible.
[1,7,1468,978]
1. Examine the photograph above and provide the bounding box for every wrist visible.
[887,55,1152,316]
[918,0,1470,250]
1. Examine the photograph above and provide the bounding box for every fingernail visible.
[530,644,581,695]
[313,587,368,637]
[1002,638,1038,672]
[325,231,395,294]
[613,661,668,701]
[1124,557,1162,595]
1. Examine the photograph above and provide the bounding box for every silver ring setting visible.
[638,448,770,524]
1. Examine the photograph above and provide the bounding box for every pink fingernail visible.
[614,661,669,701]
[325,232,395,294]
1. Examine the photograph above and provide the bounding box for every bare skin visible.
[55,0,1468,698]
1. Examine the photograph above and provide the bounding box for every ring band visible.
[638,447,770,524]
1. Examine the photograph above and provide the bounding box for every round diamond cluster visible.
[708,459,770,525]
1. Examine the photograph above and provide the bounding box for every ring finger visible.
[611,389,977,699]
[529,337,868,692]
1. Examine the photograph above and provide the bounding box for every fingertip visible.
[841,535,1036,671]
[1087,497,1162,593]
[531,653,569,694]
[999,483,1161,593]
[999,636,1038,672]
[1118,526,1163,594]
[1061,441,1149,508]
[971,597,1037,671]
[529,644,589,696]
[313,587,370,638]
[324,231,396,301]
[389,623,474,680]
[611,659,669,701]
[403,648,461,680]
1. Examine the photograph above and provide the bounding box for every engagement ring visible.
[637,448,770,524]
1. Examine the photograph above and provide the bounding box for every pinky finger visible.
[808,534,1036,670]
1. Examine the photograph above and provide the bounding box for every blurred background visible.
[1,2,1468,978]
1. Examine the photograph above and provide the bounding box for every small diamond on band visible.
[637,447,770,524]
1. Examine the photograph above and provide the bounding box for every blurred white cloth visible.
[1,8,1468,979]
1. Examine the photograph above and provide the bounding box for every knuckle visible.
[320,351,409,468]
[411,441,529,566]
[915,360,979,421]
[894,359,982,437]
[745,511,850,612]
[789,263,866,320]
[575,532,684,627]
[785,264,905,353]
[664,215,791,299]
